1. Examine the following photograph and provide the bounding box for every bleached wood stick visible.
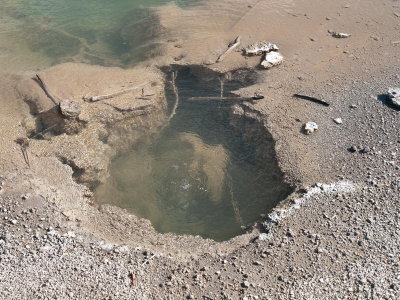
[216,36,241,63]
[85,82,150,102]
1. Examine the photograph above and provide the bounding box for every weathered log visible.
[292,94,330,107]
[188,95,264,102]
[84,82,150,102]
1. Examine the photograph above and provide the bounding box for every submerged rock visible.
[388,88,400,108]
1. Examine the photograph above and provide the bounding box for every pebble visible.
[333,118,343,124]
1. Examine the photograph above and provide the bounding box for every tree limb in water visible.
[84,82,150,102]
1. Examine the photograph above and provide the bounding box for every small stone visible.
[64,231,76,238]
[333,118,343,124]
[258,233,268,241]
[360,147,371,154]
[10,219,17,225]
[242,281,250,288]
[60,99,81,118]
[388,87,400,108]
[348,146,358,153]
[261,52,284,69]
[304,122,318,135]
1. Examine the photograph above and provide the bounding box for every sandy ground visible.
[0,0,399,299]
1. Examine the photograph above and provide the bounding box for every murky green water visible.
[0,0,194,71]
[95,69,291,241]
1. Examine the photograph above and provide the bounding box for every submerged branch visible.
[168,71,179,121]
[84,82,150,102]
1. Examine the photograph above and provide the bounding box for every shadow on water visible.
[95,67,293,241]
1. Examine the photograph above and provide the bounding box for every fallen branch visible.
[15,138,30,168]
[84,82,150,102]
[35,74,58,105]
[216,36,241,63]
[292,94,330,107]
[101,101,153,113]
[168,71,179,121]
[189,95,264,102]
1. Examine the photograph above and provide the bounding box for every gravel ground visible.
[0,0,399,299]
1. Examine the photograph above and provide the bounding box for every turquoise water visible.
[0,0,195,70]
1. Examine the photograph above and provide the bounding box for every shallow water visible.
[0,0,194,71]
[2,0,292,241]
[95,69,291,241]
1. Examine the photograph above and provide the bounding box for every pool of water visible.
[95,68,291,241]
[0,0,195,71]
[1,0,292,241]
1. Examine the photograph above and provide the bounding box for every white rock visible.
[333,118,343,124]
[99,241,115,251]
[330,31,351,38]
[258,233,268,241]
[40,245,53,252]
[304,122,318,134]
[388,87,400,108]
[244,41,279,56]
[261,52,284,69]
[64,231,76,238]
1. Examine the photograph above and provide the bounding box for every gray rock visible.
[59,99,81,118]
[333,118,343,124]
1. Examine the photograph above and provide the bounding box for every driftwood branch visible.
[84,82,150,102]
[35,74,58,105]
[216,36,241,63]
[168,71,179,121]
[189,95,264,102]
[292,94,330,107]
